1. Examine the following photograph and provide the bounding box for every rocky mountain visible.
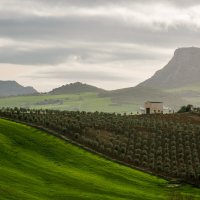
[139,47,200,89]
[49,82,106,95]
[0,81,38,97]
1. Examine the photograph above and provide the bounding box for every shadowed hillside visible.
[139,47,200,89]
[3,108,200,187]
[137,47,200,105]
[2,118,200,199]
[0,81,37,97]
[99,85,186,110]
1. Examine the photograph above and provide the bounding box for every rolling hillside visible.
[3,108,200,186]
[0,81,37,97]
[1,46,200,109]
[50,82,106,95]
[99,85,186,110]
[47,81,186,111]
[0,118,200,199]
[0,93,139,113]
[0,80,187,112]
[0,90,185,113]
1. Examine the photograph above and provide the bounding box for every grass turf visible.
[0,118,200,199]
[0,93,138,114]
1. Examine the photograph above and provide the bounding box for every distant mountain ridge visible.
[0,81,38,97]
[2,47,198,108]
[49,82,106,95]
[48,82,185,110]
[139,47,200,89]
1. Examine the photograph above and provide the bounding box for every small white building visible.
[144,101,163,114]
[140,101,172,114]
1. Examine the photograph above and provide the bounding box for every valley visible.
[2,0,200,198]
[0,93,139,114]
[2,108,200,187]
[0,118,200,200]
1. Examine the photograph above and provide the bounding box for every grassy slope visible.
[0,119,200,200]
[0,93,138,114]
[165,84,200,105]
[99,86,186,110]
[165,85,200,93]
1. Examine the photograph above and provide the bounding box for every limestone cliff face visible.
[139,47,200,88]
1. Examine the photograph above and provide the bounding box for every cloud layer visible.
[0,0,200,91]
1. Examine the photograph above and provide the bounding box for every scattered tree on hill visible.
[1,107,200,186]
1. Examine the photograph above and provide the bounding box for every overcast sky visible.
[0,0,200,92]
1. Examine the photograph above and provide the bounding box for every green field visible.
[0,119,200,199]
[0,93,139,114]
[165,84,200,106]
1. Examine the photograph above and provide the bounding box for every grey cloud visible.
[0,15,199,46]
[0,0,200,50]
[0,46,68,65]
[19,0,200,8]
[0,1,200,77]
[31,70,132,82]
[0,11,200,67]
[0,42,163,66]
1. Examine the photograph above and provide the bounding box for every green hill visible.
[99,85,186,110]
[0,93,139,114]
[0,119,200,199]
[0,82,187,113]
[165,84,200,106]
[50,82,105,95]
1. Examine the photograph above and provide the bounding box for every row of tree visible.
[1,107,200,186]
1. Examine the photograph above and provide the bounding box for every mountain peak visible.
[0,80,38,97]
[174,46,200,53]
[0,80,18,84]
[139,47,200,89]
[174,47,200,58]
